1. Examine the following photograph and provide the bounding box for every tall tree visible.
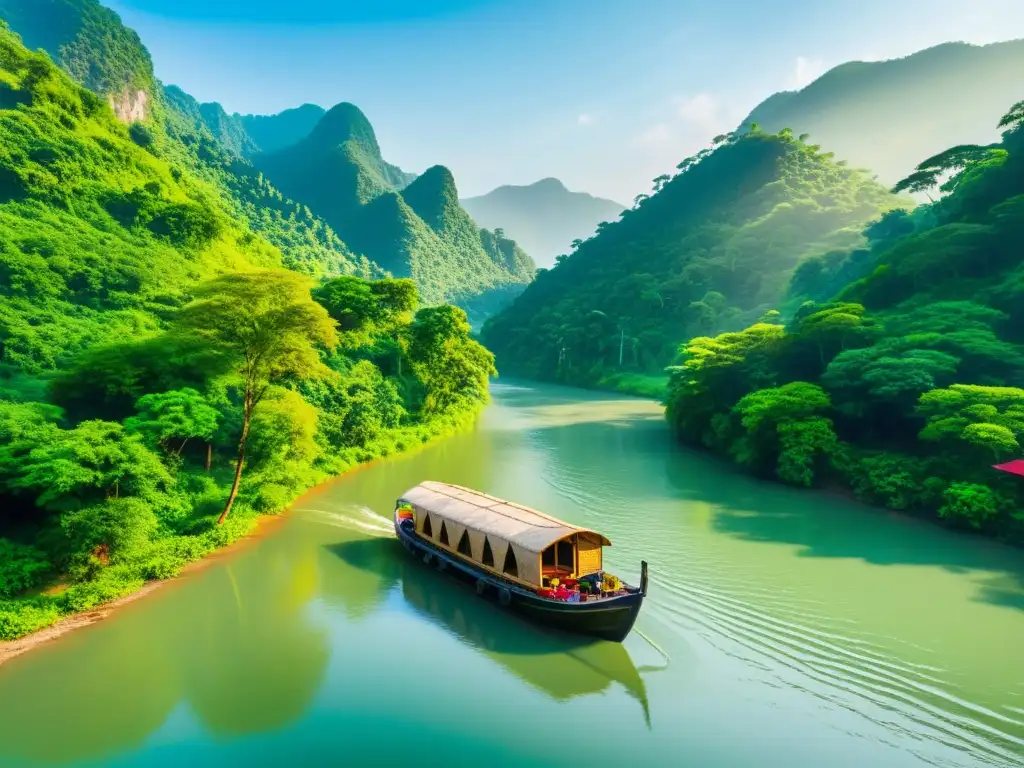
[174,270,339,523]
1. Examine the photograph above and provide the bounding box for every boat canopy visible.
[399,481,611,586]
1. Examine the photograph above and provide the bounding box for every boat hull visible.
[394,514,645,643]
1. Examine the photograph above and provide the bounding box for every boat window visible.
[502,546,518,578]
[541,546,555,567]
[457,530,472,557]
[482,538,495,567]
[557,539,574,570]
[422,514,433,538]
[439,521,450,546]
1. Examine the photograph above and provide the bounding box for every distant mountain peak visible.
[531,177,567,190]
[309,102,379,152]
[235,103,326,154]
[408,164,458,195]
[460,179,625,267]
[739,38,1024,184]
[402,165,460,230]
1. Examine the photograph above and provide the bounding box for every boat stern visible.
[394,502,414,535]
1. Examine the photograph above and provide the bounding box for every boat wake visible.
[531,450,1024,768]
[294,505,395,537]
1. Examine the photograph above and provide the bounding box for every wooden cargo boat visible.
[394,481,648,642]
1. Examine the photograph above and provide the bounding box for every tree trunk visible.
[205,441,212,472]
[219,411,251,525]
[176,438,189,456]
[619,328,625,367]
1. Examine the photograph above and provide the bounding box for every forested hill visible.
[250,104,533,313]
[461,178,625,269]
[236,104,326,154]
[481,128,905,390]
[0,0,153,114]
[741,40,1024,185]
[665,99,1024,540]
[0,20,499,639]
[0,0,535,322]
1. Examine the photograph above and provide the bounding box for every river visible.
[0,381,1022,768]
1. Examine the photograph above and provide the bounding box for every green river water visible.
[1,381,1023,767]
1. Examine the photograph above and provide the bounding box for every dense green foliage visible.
[158,84,376,280]
[0,23,495,639]
[0,24,291,373]
[741,40,1024,186]
[0,0,534,329]
[255,107,535,313]
[0,0,154,95]
[665,103,1024,539]
[235,103,326,154]
[461,178,626,269]
[482,127,904,387]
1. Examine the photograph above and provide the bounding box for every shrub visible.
[0,539,51,598]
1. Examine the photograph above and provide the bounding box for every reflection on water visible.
[0,523,331,765]
[170,541,331,737]
[326,535,660,726]
[1,380,1023,768]
[0,618,180,764]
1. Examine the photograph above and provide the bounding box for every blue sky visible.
[108,0,1024,202]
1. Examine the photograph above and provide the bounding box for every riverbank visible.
[0,513,291,669]
[595,373,668,400]
[505,372,1024,547]
[0,406,481,654]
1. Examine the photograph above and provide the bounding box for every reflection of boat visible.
[326,535,660,727]
[395,481,648,642]
[399,555,655,726]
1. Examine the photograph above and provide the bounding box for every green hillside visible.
[236,103,326,154]
[665,99,1024,540]
[0,23,280,372]
[741,40,1024,185]
[481,128,905,388]
[0,0,153,98]
[158,85,373,278]
[0,20,497,639]
[255,103,411,226]
[255,105,534,312]
[0,0,533,322]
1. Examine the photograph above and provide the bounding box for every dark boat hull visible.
[394,514,645,643]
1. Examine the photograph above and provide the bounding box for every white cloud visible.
[677,92,719,128]
[787,56,826,89]
[632,123,673,146]
[577,113,595,126]
[674,92,741,139]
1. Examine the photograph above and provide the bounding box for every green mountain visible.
[236,104,326,154]
[0,0,153,120]
[461,178,625,268]
[254,104,534,315]
[158,85,373,278]
[0,22,282,372]
[481,129,905,388]
[0,0,532,322]
[197,101,258,157]
[254,102,416,227]
[0,14,498,639]
[741,39,1024,185]
[665,100,1024,540]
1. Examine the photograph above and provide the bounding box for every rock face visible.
[108,88,149,123]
